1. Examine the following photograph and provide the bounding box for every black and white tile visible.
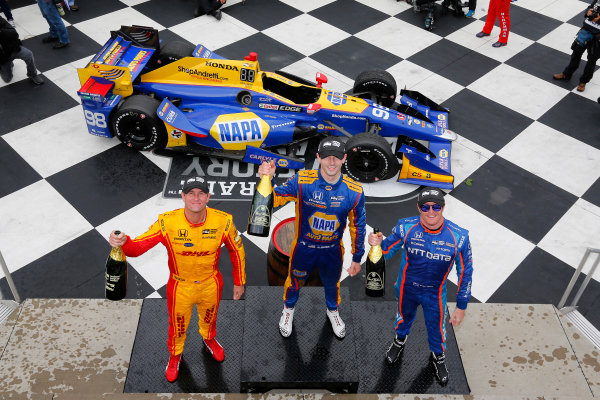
[1,0,599,329]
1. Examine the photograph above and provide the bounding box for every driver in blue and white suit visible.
[258,136,366,340]
[368,186,473,385]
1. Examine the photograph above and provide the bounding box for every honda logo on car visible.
[217,118,264,143]
[205,61,239,71]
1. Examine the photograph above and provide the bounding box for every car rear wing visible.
[193,44,227,60]
[77,25,159,97]
[399,89,449,129]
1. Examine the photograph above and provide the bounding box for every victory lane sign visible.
[163,139,320,200]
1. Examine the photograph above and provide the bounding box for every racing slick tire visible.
[343,132,400,183]
[111,95,167,151]
[156,41,195,66]
[353,70,397,108]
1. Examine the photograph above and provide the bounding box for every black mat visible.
[124,298,244,393]
[352,301,469,394]
[240,286,359,393]
[125,287,469,394]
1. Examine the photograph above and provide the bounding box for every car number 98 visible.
[84,110,107,128]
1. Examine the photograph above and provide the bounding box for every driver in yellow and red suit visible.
[109,176,245,383]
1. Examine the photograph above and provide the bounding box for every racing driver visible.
[258,136,366,340]
[109,176,245,383]
[368,187,473,385]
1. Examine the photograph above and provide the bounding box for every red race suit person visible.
[476,0,511,47]
[109,176,245,383]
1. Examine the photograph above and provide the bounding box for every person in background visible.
[195,0,226,21]
[553,0,600,92]
[37,0,69,49]
[0,0,14,27]
[368,187,473,386]
[465,0,476,18]
[475,0,510,47]
[0,15,44,85]
[66,0,78,11]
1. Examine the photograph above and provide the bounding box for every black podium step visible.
[124,286,470,394]
[240,286,359,393]
[124,298,245,393]
[352,301,470,394]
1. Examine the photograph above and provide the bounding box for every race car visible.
[77,25,457,189]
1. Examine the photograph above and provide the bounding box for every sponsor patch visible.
[327,92,348,106]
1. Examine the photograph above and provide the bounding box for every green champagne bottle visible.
[365,228,385,297]
[105,231,127,301]
[247,175,274,237]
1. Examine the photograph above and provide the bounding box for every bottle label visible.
[250,205,271,227]
[366,272,383,290]
[105,273,122,291]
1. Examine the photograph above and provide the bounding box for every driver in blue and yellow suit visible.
[258,136,366,340]
[109,176,245,383]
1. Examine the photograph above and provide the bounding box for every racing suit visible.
[121,207,245,356]
[482,0,510,43]
[272,169,366,311]
[381,216,473,354]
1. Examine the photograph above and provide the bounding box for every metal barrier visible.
[0,250,21,324]
[0,250,21,303]
[558,247,600,312]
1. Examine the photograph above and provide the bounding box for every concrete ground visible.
[0,299,598,399]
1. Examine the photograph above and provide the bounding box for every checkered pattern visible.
[1,0,600,327]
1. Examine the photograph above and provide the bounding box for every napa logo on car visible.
[210,112,271,150]
[308,212,340,237]
[438,149,449,170]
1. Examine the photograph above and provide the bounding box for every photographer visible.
[553,0,600,92]
[0,16,43,84]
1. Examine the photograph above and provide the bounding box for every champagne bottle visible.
[247,174,274,237]
[105,230,127,301]
[365,228,385,297]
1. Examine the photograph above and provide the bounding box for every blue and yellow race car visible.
[77,25,457,189]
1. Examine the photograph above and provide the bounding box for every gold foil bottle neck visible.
[368,228,382,263]
[368,244,383,264]
[256,174,273,198]
[109,246,126,262]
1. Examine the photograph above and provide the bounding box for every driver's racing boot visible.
[430,352,449,385]
[385,335,407,365]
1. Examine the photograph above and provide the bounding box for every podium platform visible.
[1,298,598,398]
[124,299,245,393]
[124,286,469,394]
[240,286,359,393]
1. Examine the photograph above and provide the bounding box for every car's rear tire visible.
[111,95,167,151]
[343,132,399,183]
[157,41,195,66]
[353,70,397,108]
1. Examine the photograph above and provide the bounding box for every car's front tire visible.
[111,95,167,151]
[343,132,399,183]
[353,70,398,108]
